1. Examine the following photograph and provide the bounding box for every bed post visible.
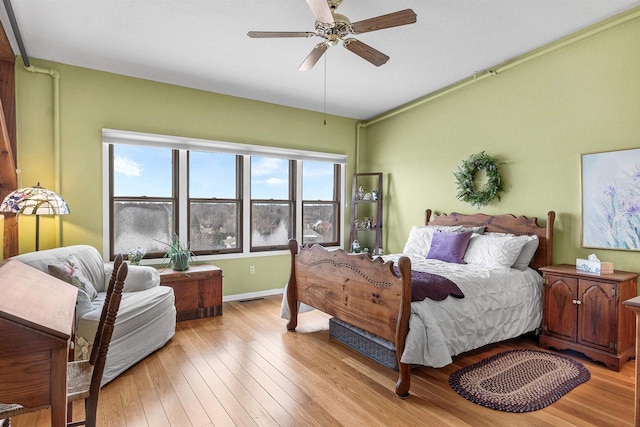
[287,239,299,331]
[545,211,555,267]
[425,209,432,225]
[394,255,412,398]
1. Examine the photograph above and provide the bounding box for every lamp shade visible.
[0,183,70,215]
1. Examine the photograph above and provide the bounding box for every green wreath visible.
[453,152,504,208]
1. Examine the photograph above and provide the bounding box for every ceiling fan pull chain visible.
[323,53,327,126]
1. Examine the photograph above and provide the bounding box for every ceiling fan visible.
[247,0,417,71]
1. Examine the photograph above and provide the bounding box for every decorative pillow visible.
[48,255,99,300]
[511,235,540,271]
[403,225,485,257]
[463,234,529,269]
[426,230,473,264]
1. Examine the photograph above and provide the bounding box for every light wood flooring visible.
[11,295,636,426]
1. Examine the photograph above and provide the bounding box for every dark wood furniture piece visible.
[287,210,555,398]
[623,296,640,426]
[540,264,638,371]
[0,260,77,427]
[159,264,223,322]
[349,172,383,255]
[1,255,129,427]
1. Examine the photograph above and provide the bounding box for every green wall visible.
[14,60,358,295]
[363,15,640,272]
[14,12,640,294]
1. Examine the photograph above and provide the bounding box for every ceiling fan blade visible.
[305,0,334,24]
[351,9,417,34]
[247,31,316,38]
[343,39,389,67]
[298,42,329,71]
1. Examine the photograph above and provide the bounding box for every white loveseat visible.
[13,245,176,384]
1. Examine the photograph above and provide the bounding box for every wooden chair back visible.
[88,261,126,400]
[89,254,123,365]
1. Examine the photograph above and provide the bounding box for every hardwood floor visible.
[11,295,636,426]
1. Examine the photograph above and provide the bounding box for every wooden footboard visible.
[287,239,413,398]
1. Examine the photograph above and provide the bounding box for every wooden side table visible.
[540,264,638,371]
[158,264,223,322]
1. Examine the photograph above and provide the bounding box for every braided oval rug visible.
[449,349,590,412]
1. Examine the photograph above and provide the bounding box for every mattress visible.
[383,254,543,367]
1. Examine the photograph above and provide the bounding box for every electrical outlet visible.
[249,265,255,275]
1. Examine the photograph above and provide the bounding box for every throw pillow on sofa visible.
[48,254,99,300]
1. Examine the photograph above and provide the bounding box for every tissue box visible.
[576,259,614,274]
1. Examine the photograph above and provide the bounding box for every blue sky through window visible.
[190,151,236,198]
[251,156,289,199]
[113,145,172,197]
[303,161,334,200]
[114,146,335,201]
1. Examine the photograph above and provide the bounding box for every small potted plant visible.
[126,247,146,265]
[158,234,194,271]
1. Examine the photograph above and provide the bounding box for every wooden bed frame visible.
[286,210,556,398]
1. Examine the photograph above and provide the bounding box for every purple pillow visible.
[426,230,473,264]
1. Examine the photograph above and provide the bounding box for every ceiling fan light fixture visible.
[327,34,340,45]
[248,0,416,70]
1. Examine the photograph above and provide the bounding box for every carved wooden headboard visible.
[425,210,555,271]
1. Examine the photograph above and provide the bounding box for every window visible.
[302,160,339,246]
[250,156,294,251]
[103,129,346,261]
[189,151,241,254]
[110,144,176,259]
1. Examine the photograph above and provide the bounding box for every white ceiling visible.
[1,0,639,120]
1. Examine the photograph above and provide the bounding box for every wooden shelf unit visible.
[348,172,383,255]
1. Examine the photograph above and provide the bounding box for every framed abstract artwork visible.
[581,147,640,250]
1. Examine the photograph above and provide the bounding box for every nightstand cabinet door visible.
[578,279,617,352]
[539,264,638,371]
[543,274,578,341]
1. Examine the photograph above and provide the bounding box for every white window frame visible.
[102,128,347,262]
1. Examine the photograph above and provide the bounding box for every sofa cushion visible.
[75,284,175,383]
[48,255,99,300]
[14,245,107,292]
[77,285,175,344]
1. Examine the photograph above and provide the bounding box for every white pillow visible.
[463,234,529,269]
[104,264,160,292]
[511,235,539,271]
[402,225,485,257]
[403,226,436,257]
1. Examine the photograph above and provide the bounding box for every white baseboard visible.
[223,287,284,302]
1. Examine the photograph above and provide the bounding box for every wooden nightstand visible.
[158,264,223,322]
[539,264,638,371]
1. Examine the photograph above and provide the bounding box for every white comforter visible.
[382,254,542,367]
